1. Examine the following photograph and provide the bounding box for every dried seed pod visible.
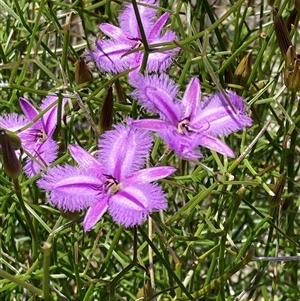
[284,46,300,91]
[114,78,126,103]
[268,0,275,6]
[75,57,93,85]
[233,52,252,88]
[0,130,21,180]
[273,8,293,57]
[286,8,298,32]
[99,86,114,134]
[249,80,268,94]
[136,280,153,300]
[269,172,287,207]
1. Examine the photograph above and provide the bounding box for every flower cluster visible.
[86,0,178,76]
[0,0,253,231]
[0,96,65,177]
[129,74,252,159]
[38,125,175,230]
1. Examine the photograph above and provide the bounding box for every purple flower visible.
[86,0,178,75]
[0,96,64,177]
[38,124,176,231]
[130,74,252,159]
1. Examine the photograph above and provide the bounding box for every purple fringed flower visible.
[86,0,178,75]
[38,124,176,231]
[130,74,252,159]
[0,96,64,177]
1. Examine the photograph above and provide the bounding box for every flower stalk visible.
[0,129,21,180]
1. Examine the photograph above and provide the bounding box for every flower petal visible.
[109,183,166,227]
[148,12,170,41]
[38,165,102,211]
[130,119,171,131]
[119,0,157,38]
[159,129,203,159]
[100,23,129,42]
[99,124,153,181]
[196,134,235,157]
[19,98,38,120]
[83,197,109,231]
[146,46,177,72]
[194,91,252,136]
[123,166,176,186]
[86,40,135,73]
[0,113,28,132]
[68,144,103,173]
[130,73,181,123]
[40,96,65,137]
[23,138,58,177]
[181,78,201,119]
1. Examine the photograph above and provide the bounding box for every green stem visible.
[42,242,52,301]
[0,269,43,297]
[14,179,39,260]
[131,0,150,74]
[191,247,254,299]
[109,228,138,301]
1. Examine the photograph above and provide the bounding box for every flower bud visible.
[249,80,268,94]
[224,65,233,86]
[286,8,298,32]
[284,46,300,91]
[136,281,153,300]
[232,52,252,88]
[114,78,126,103]
[99,86,114,134]
[269,172,287,207]
[75,57,93,85]
[0,130,21,180]
[273,8,293,57]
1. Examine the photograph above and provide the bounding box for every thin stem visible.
[131,0,150,73]
[0,269,43,297]
[42,242,52,301]
[14,179,39,260]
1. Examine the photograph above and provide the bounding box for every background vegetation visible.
[0,0,299,300]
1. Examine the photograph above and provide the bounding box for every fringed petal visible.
[99,124,153,181]
[86,40,135,73]
[196,134,235,157]
[119,0,158,38]
[38,165,102,211]
[0,113,28,132]
[194,91,252,136]
[130,73,181,123]
[23,138,58,177]
[123,166,176,186]
[109,183,166,227]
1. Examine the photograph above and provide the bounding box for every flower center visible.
[104,176,121,195]
[128,38,143,51]
[37,130,47,143]
[177,119,193,135]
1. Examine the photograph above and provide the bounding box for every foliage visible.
[0,0,299,300]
